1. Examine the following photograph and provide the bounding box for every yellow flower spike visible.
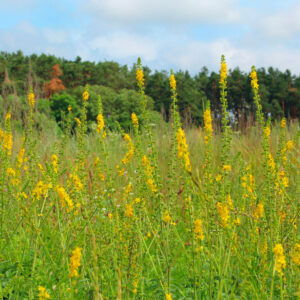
[204,108,213,136]
[147,178,157,193]
[264,126,271,140]
[55,186,74,211]
[163,210,171,223]
[131,112,139,127]
[219,55,227,84]
[38,286,50,300]
[281,118,286,128]
[273,244,286,274]
[68,105,72,112]
[32,181,51,201]
[17,148,25,166]
[125,203,133,218]
[69,247,82,278]
[74,118,81,127]
[51,154,58,173]
[7,167,16,177]
[216,174,222,182]
[136,68,144,86]
[169,73,176,90]
[216,202,230,228]
[69,174,83,192]
[254,203,264,219]
[176,128,192,172]
[165,293,173,300]
[292,243,300,266]
[28,90,35,108]
[285,140,293,151]
[82,90,89,101]
[249,67,259,90]
[223,165,231,172]
[5,112,11,124]
[194,219,204,240]
[124,133,131,142]
[96,113,105,133]
[3,132,13,156]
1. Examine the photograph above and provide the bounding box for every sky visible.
[0,0,299,75]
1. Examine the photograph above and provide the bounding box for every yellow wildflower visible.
[216,202,230,228]
[264,126,271,140]
[96,114,104,133]
[250,67,259,90]
[125,183,132,194]
[267,154,275,171]
[166,293,173,300]
[176,128,191,172]
[223,165,231,172]
[282,177,289,188]
[227,194,233,210]
[233,218,241,225]
[82,90,89,101]
[136,69,144,86]
[38,286,50,300]
[51,154,58,173]
[216,174,222,182]
[281,118,286,128]
[169,74,176,90]
[204,108,213,136]
[69,247,82,278]
[3,132,13,155]
[124,133,131,142]
[285,140,293,151]
[69,174,83,192]
[7,168,16,177]
[5,112,11,124]
[254,203,264,219]
[147,178,157,193]
[28,91,35,108]
[273,244,286,274]
[74,118,81,127]
[219,56,227,84]
[121,135,134,165]
[131,112,139,127]
[163,210,171,223]
[125,203,133,218]
[56,186,74,211]
[194,219,204,240]
[292,243,300,266]
[142,155,152,177]
[32,181,51,201]
[68,105,72,112]
[17,148,25,166]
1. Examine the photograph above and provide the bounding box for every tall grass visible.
[0,57,299,300]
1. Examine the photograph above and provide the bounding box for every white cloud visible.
[259,4,300,39]
[1,10,300,76]
[162,38,300,74]
[88,32,158,61]
[85,0,241,25]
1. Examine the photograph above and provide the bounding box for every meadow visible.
[0,56,299,299]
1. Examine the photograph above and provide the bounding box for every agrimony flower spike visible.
[28,86,35,108]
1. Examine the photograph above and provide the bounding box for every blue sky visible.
[0,0,299,74]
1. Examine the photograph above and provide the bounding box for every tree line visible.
[0,50,299,129]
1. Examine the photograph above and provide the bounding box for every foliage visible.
[1,51,299,126]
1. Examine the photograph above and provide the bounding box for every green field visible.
[0,58,299,299]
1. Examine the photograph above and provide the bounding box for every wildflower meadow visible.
[0,56,299,299]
